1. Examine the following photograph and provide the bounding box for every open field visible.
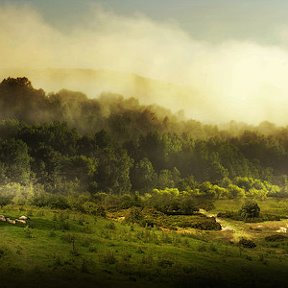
[1,200,288,288]
[214,199,288,216]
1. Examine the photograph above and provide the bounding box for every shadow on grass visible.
[1,266,288,288]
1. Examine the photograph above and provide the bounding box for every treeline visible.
[0,77,288,203]
[0,77,219,138]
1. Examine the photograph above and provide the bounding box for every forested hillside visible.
[0,77,288,209]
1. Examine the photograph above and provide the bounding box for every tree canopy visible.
[0,77,287,200]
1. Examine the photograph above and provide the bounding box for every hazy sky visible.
[5,0,288,44]
[2,0,288,124]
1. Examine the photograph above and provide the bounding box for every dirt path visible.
[199,209,249,241]
[200,209,288,241]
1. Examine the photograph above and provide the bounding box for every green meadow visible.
[1,201,288,288]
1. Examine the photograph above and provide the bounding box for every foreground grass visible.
[1,204,288,288]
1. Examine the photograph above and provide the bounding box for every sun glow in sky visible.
[7,0,288,45]
[2,0,288,124]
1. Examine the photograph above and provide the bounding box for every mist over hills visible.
[0,68,205,121]
[0,76,287,194]
[2,4,288,126]
[1,67,287,126]
[0,75,282,138]
[0,76,220,139]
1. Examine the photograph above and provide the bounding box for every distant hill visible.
[0,68,207,121]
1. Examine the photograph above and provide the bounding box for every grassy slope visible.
[1,203,288,288]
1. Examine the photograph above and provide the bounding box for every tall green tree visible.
[0,139,30,184]
[131,158,157,192]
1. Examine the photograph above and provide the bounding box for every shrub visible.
[82,201,106,216]
[239,201,260,219]
[190,217,222,231]
[238,238,256,248]
[0,184,17,207]
[119,194,141,209]
[125,208,145,226]
[32,192,69,209]
[145,188,199,215]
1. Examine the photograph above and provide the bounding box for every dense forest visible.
[0,77,288,212]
